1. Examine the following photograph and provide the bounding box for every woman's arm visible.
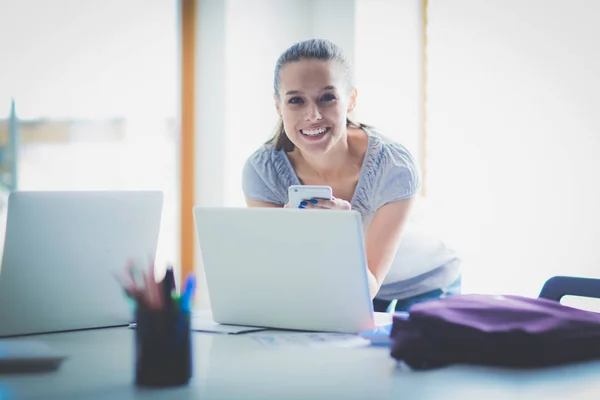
[364,197,415,299]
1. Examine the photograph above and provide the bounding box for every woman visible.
[242,38,460,312]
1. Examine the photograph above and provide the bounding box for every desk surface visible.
[1,327,600,400]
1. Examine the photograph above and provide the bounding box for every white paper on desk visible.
[251,332,370,348]
[128,310,268,334]
[191,310,267,334]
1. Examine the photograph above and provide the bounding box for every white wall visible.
[194,0,228,308]
[354,0,423,161]
[0,0,177,120]
[195,0,227,209]
[426,0,600,297]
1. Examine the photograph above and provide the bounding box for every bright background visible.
[1,0,599,310]
[0,0,179,276]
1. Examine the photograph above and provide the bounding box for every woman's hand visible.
[299,196,351,210]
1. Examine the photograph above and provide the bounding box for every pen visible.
[180,274,196,312]
[162,266,176,309]
[114,261,195,314]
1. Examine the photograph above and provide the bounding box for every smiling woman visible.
[242,38,461,311]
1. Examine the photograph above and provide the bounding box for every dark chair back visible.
[538,275,600,302]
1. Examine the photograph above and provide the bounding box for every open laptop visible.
[193,207,377,333]
[0,190,163,337]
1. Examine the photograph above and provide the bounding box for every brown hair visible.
[267,38,363,152]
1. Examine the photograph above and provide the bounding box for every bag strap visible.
[539,276,600,302]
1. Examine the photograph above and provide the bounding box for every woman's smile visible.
[299,126,331,141]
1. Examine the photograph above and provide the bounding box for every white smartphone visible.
[287,185,333,208]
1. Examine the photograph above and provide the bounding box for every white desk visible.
[2,327,600,400]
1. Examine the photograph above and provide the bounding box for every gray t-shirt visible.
[242,126,460,300]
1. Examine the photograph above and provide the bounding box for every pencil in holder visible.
[134,308,192,387]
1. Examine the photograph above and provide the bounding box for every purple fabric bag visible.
[390,294,600,369]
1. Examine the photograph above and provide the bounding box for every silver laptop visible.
[0,190,163,337]
[193,207,376,333]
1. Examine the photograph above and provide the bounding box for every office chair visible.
[538,275,600,302]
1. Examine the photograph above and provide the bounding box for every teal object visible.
[3,99,19,192]
[122,289,137,311]
[9,99,18,191]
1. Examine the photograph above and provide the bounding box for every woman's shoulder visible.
[242,141,294,204]
[361,126,422,209]
[363,126,419,173]
[245,141,279,171]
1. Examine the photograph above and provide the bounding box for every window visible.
[426,0,600,297]
[0,0,179,275]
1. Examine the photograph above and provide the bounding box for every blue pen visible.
[180,275,197,312]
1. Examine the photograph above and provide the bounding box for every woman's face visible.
[275,59,356,155]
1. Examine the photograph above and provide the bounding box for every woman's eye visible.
[320,93,336,102]
[288,97,304,104]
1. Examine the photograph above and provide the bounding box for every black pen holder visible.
[134,308,192,387]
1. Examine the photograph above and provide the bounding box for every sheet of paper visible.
[250,332,371,348]
[128,310,268,334]
[191,310,267,334]
[191,311,401,335]
[128,311,403,336]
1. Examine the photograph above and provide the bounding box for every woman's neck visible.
[292,127,366,181]
[297,136,351,177]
